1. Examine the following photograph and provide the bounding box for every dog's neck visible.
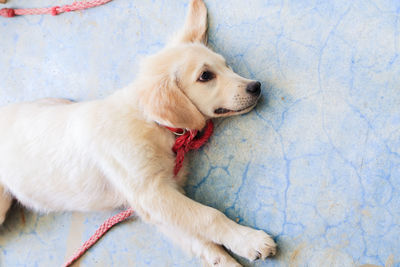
[161,120,214,176]
[109,82,207,131]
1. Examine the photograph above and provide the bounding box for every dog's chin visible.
[214,102,257,117]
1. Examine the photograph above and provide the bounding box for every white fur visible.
[0,1,276,265]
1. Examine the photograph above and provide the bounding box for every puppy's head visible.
[138,0,261,130]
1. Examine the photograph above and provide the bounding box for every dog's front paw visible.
[229,228,276,261]
[200,243,243,267]
[202,255,242,267]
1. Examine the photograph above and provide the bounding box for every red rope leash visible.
[63,208,134,267]
[0,0,113,18]
[63,120,214,266]
[167,120,214,175]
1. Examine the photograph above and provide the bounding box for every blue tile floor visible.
[0,0,399,266]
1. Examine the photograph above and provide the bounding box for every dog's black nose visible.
[246,81,261,96]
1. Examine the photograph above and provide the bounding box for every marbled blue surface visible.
[1,0,400,266]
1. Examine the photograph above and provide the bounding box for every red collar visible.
[163,126,187,136]
[163,120,214,176]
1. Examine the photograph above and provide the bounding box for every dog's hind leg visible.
[0,184,12,225]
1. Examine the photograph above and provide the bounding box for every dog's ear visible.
[139,75,206,130]
[171,0,208,45]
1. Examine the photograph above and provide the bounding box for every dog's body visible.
[0,1,276,265]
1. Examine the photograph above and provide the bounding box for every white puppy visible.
[0,0,276,265]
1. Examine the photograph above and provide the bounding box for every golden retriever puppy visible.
[0,0,276,265]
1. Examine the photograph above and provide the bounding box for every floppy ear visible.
[171,0,208,45]
[139,75,206,130]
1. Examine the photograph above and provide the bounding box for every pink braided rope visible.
[0,0,113,18]
[63,208,134,267]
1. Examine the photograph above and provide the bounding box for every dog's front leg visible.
[158,224,241,267]
[128,177,276,262]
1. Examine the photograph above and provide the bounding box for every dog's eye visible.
[198,71,215,82]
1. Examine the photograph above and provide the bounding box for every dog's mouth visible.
[214,103,256,115]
